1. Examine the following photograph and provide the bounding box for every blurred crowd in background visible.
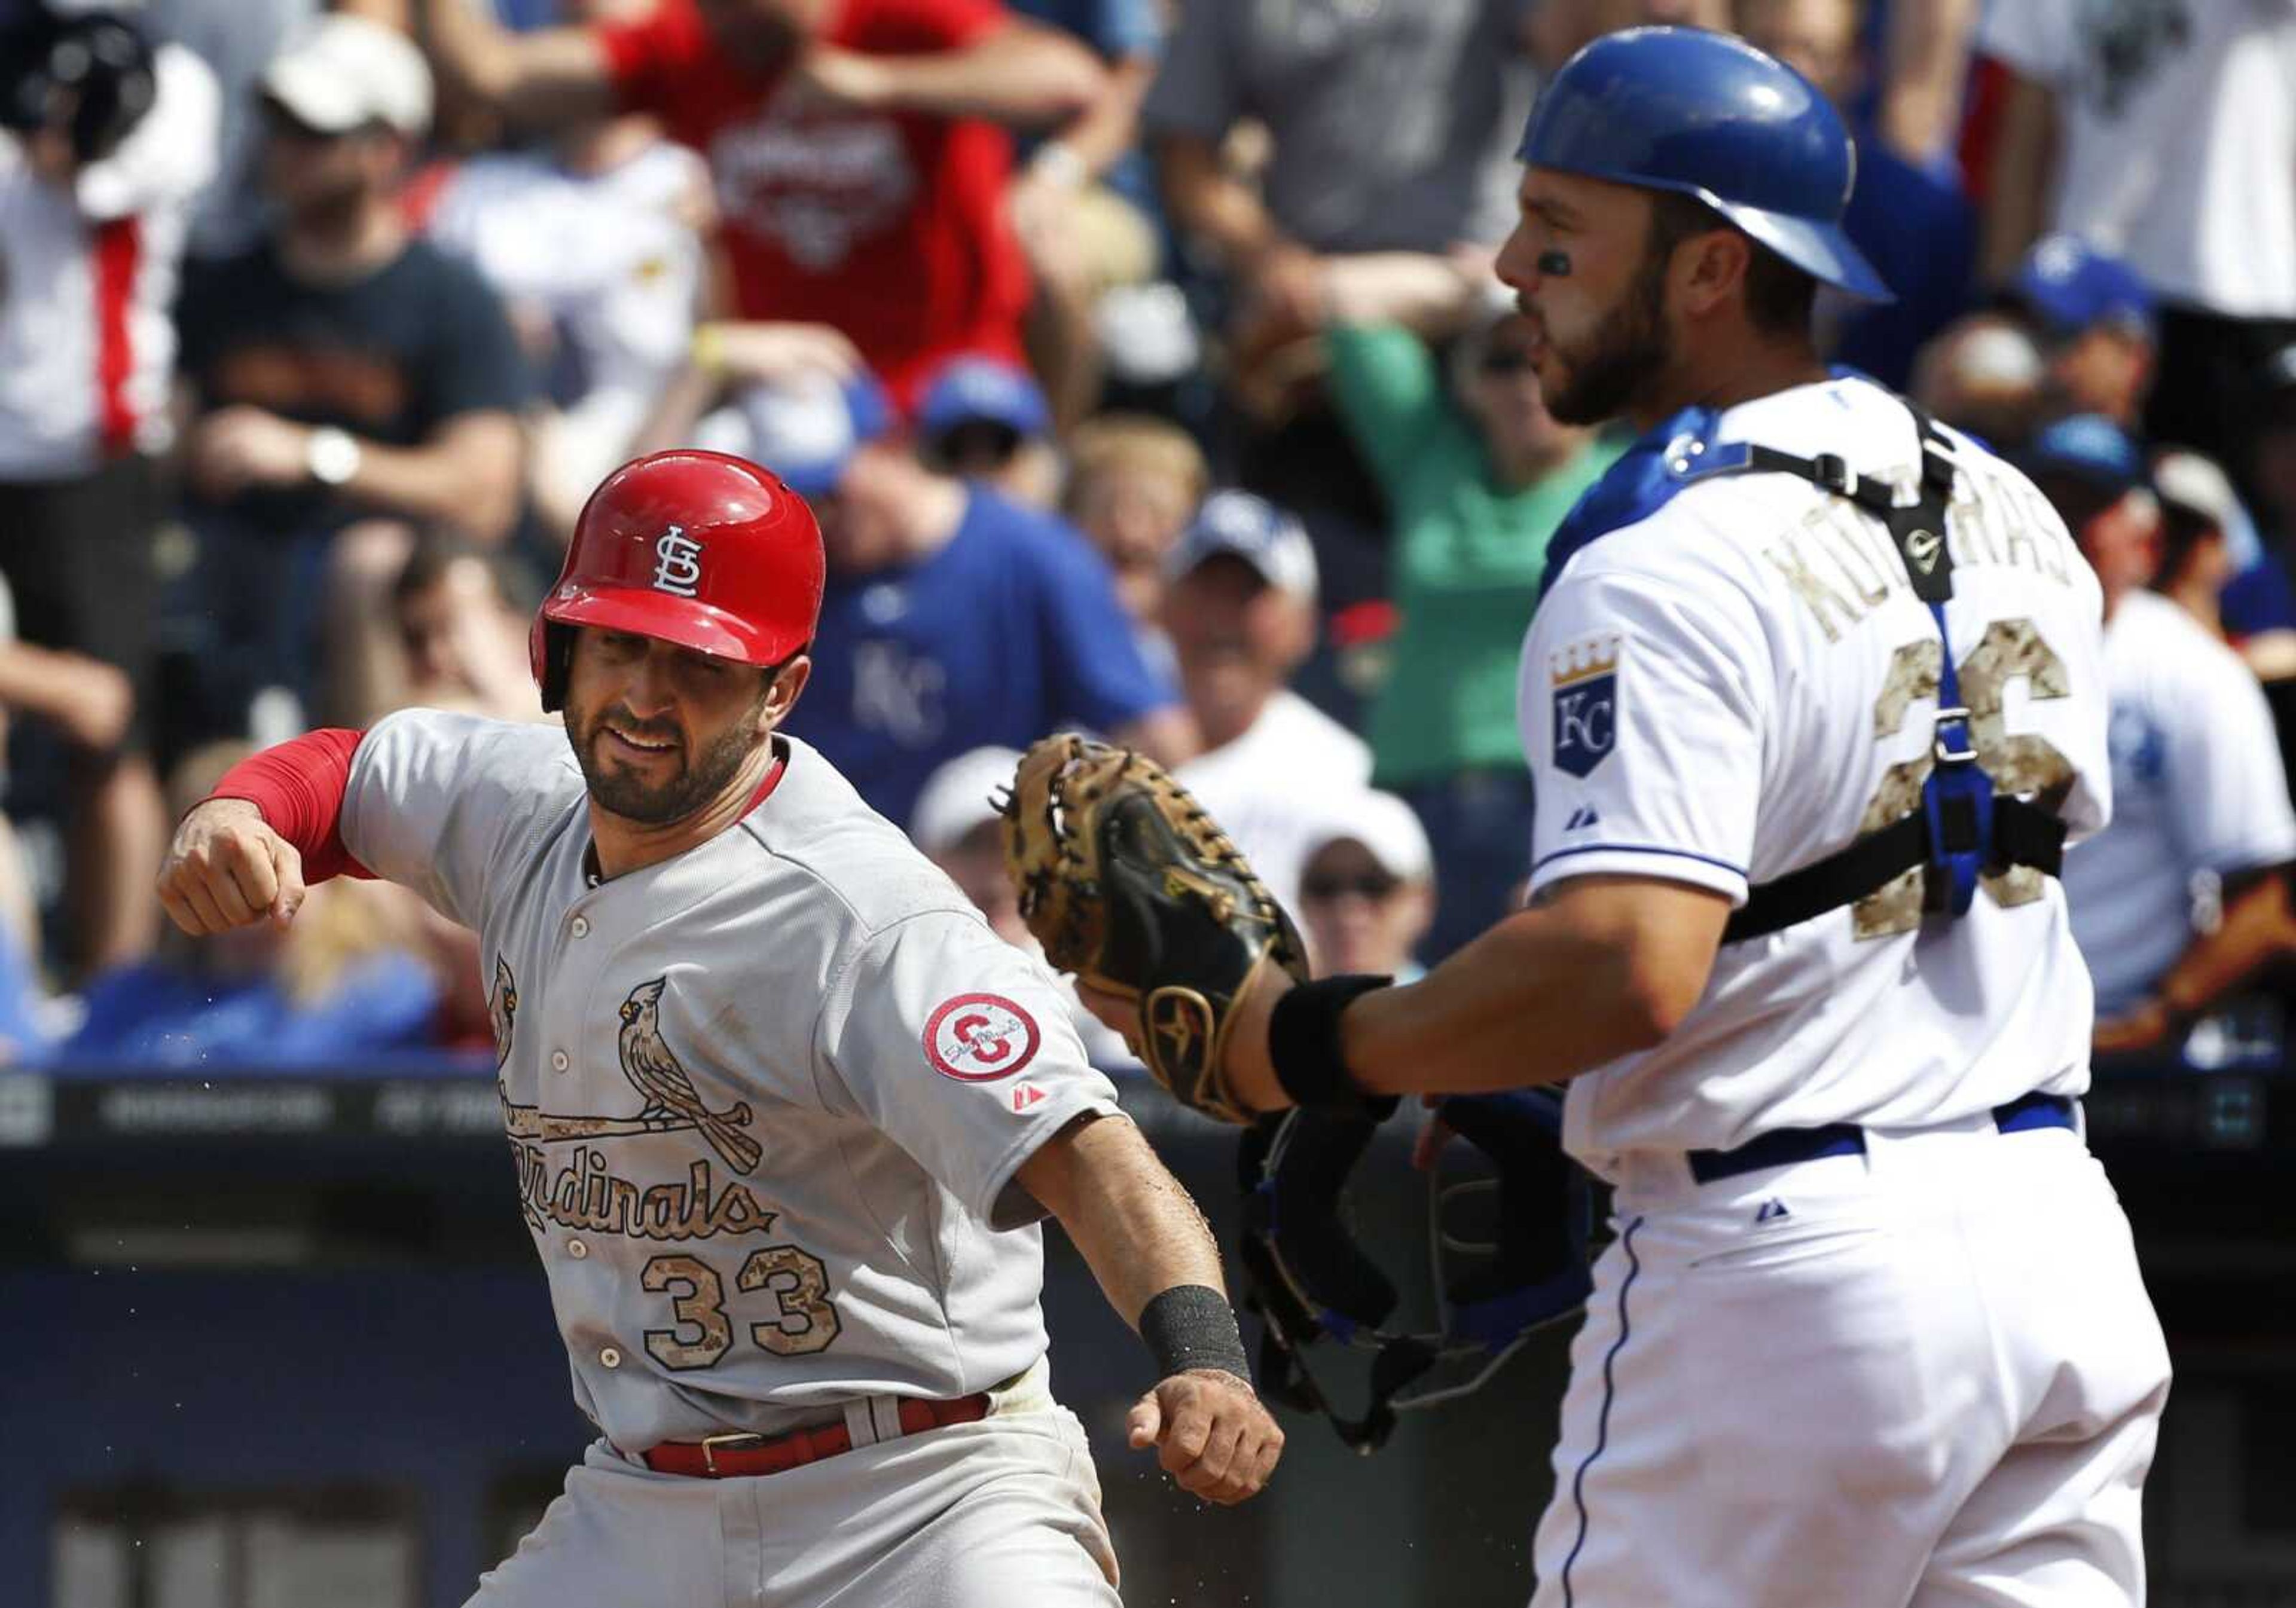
[4,0,2294,1076]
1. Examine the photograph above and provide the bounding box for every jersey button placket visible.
[599,1346,621,1369]
[568,1239,588,1260]
[551,1050,570,1073]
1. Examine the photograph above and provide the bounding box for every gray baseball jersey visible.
[341,709,1122,1453]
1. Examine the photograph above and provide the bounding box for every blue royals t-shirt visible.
[794,487,1178,829]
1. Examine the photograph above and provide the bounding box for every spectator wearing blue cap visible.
[2003,236,2155,435]
[696,362,1191,829]
[914,354,1060,510]
[2014,415,2296,1058]
[1978,1,2296,482]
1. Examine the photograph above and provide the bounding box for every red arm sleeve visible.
[210,729,374,884]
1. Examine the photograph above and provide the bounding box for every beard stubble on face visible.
[568,689,770,827]
[1540,241,1675,428]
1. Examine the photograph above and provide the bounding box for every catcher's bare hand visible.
[157,799,306,935]
[1127,1368,1284,1505]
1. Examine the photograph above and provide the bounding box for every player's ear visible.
[761,653,812,731]
[1679,230,1752,320]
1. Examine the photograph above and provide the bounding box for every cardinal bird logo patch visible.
[924,994,1041,1082]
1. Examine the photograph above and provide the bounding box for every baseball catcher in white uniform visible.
[1031,27,2171,1608]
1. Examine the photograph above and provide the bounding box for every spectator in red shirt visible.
[416,0,1106,408]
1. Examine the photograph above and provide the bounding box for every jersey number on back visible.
[640,1248,842,1369]
[1855,617,2074,940]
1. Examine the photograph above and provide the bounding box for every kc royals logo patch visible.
[1550,636,1620,779]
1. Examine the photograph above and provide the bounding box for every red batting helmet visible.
[530,450,826,713]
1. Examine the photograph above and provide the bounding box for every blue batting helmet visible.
[1517,27,1893,303]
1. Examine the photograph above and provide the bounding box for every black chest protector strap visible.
[1693,400,2068,945]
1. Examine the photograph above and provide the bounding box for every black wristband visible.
[1139,1284,1251,1383]
[1269,974,1395,1117]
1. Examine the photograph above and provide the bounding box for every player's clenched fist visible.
[156,799,306,935]
[1127,1368,1284,1505]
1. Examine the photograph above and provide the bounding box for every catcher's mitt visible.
[1002,735,1309,1123]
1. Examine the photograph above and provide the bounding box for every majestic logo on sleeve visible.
[652,527,704,597]
[923,993,1042,1082]
[1550,637,1620,779]
[489,955,518,1069]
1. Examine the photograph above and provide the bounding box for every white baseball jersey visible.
[340,710,1120,1453]
[1521,375,2112,1171]
[2062,587,2296,1011]
[1178,689,1373,910]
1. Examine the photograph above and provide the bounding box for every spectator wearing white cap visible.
[1910,311,2045,454]
[1,2,219,972]
[174,17,532,733]
[1296,788,1436,983]
[1167,490,1372,910]
[172,14,532,735]
[2149,447,2296,682]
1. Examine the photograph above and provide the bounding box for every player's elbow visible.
[1015,29,1109,124]
[1552,878,1730,1053]
[1610,947,1704,1050]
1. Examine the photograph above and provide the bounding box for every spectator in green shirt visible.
[1326,289,1623,959]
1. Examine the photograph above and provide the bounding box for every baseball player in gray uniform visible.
[155,448,1282,1606]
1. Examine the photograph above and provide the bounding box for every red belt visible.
[640,1393,992,1478]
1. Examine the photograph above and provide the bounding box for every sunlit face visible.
[561,628,802,826]
[1161,558,1310,738]
[1069,463,1196,622]
[260,103,392,215]
[1297,839,1433,977]
[1494,170,1676,427]
[2042,326,2151,427]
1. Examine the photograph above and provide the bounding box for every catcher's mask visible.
[1238,1090,1593,1453]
